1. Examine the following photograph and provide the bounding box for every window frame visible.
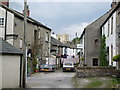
[0,17,5,27]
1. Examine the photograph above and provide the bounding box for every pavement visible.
[26,68,76,88]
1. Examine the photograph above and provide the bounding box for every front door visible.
[93,58,98,66]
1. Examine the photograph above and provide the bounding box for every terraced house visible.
[80,1,120,67]
[0,2,51,66]
[101,2,120,69]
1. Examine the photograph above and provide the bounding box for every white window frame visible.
[0,17,5,26]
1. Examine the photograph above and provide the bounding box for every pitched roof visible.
[0,38,23,55]
[101,2,120,27]
[64,41,77,49]
[0,4,51,31]
[51,36,65,47]
[85,3,119,30]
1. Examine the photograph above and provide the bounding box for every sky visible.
[9,0,112,40]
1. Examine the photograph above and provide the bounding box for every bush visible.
[80,57,85,61]
[112,54,120,62]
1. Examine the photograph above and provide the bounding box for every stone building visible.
[80,2,117,66]
[0,3,51,65]
[56,34,69,43]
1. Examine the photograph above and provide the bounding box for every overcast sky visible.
[9,0,112,40]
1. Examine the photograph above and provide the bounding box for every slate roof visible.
[0,38,23,55]
[80,2,119,39]
[85,3,118,30]
[0,4,51,31]
[64,42,77,49]
[51,37,65,47]
[101,2,120,27]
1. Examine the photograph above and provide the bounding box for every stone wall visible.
[76,67,120,78]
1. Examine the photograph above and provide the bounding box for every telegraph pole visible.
[23,0,27,88]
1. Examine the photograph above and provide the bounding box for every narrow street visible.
[27,69,76,88]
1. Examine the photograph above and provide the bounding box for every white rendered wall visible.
[0,55,2,90]
[2,55,20,88]
[0,7,6,39]
[102,11,117,66]
[6,11,14,45]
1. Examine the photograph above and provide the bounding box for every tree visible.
[72,37,80,45]
[99,34,109,66]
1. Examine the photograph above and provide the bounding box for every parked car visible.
[63,62,75,72]
[39,64,55,72]
[51,65,56,70]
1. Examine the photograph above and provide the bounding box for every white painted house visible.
[0,5,14,45]
[101,2,120,67]
[0,38,23,89]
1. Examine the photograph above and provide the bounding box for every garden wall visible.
[76,67,120,78]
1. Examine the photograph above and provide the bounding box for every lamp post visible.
[23,0,27,88]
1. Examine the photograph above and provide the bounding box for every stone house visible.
[80,2,117,66]
[101,2,120,68]
[0,38,23,89]
[51,36,65,68]
[0,4,51,65]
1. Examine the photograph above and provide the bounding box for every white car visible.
[63,62,75,72]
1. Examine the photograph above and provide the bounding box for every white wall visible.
[6,11,14,45]
[0,7,14,45]
[2,55,20,88]
[0,7,6,39]
[0,55,2,90]
[102,11,117,66]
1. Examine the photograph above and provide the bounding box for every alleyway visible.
[27,69,75,88]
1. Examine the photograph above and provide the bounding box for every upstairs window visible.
[111,17,113,35]
[94,39,99,45]
[45,32,49,42]
[0,18,4,26]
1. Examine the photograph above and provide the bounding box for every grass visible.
[72,76,120,88]
[85,81,102,88]
[111,78,120,86]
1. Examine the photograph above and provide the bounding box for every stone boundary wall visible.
[76,67,120,78]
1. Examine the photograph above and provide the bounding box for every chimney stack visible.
[111,0,119,8]
[23,5,30,16]
[0,0,9,7]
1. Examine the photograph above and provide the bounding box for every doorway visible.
[93,58,98,66]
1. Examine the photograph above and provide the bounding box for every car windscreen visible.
[64,63,73,66]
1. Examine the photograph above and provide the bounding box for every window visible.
[111,17,113,34]
[20,38,22,49]
[103,26,105,35]
[34,30,37,43]
[0,18,4,26]
[38,30,40,39]
[45,32,49,42]
[94,39,99,45]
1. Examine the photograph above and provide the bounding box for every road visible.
[27,69,76,88]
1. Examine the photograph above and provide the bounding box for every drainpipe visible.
[5,10,7,40]
[19,55,23,87]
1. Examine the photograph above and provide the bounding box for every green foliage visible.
[112,78,120,85]
[80,57,85,61]
[32,57,37,66]
[32,53,38,72]
[85,81,102,88]
[72,37,80,45]
[99,35,109,66]
[112,54,120,62]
